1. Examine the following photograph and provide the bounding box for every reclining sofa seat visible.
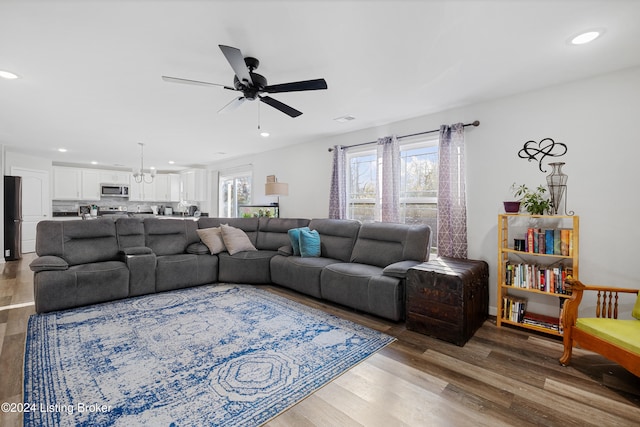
[143,218,217,292]
[197,217,309,284]
[270,218,361,298]
[321,222,432,321]
[29,219,130,313]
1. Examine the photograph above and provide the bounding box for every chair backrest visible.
[143,218,199,256]
[256,217,310,250]
[35,219,120,266]
[308,218,361,262]
[350,222,431,267]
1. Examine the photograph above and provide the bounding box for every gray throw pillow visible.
[197,227,226,254]
[220,224,257,255]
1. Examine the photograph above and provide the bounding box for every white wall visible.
[208,66,640,317]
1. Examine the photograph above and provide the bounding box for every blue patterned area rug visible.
[24,284,395,426]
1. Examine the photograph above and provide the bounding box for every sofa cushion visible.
[33,261,129,313]
[197,227,226,254]
[287,227,310,256]
[258,218,310,251]
[218,250,276,284]
[35,219,120,266]
[270,254,342,299]
[350,222,431,268]
[144,218,199,256]
[308,218,361,262]
[220,224,257,255]
[299,229,321,258]
[155,254,217,292]
[576,318,640,355]
[115,217,146,250]
[320,262,404,321]
[29,255,69,273]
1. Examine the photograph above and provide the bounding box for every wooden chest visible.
[406,257,489,346]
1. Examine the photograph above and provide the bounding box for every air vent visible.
[334,115,356,123]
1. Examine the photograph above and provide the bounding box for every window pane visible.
[348,153,377,222]
[219,173,251,218]
[345,141,439,250]
[401,145,438,199]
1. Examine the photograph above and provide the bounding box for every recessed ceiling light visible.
[0,70,19,79]
[58,148,68,153]
[260,132,270,138]
[168,160,175,165]
[91,161,98,165]
[570,30,603,45]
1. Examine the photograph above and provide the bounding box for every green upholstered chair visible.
[560,278,640,377]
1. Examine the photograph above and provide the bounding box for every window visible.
[218,170,252,218]
[347,139,438,244]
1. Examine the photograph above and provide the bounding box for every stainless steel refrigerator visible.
[4,175,22,261]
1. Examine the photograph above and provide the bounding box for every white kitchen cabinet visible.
[154,174,169,201]
[129,179,154,201]
[180,169,206,202]
[99,170,130,185]
[153,173,181,202]
[53,167,81,200]
[81,170,101,200]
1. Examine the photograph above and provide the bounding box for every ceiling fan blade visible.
[263,78,328,93]
[218,96,246,114]
[161,76,235,90]
[260,96,302,118]
[219,45,253,87]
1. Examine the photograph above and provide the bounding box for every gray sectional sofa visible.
[30,217,431,321]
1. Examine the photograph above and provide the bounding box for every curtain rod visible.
[327,120,480,152]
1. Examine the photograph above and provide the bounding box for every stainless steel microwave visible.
[100,184,129,198]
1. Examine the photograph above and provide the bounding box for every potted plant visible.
[503,183,527,213]
[520,184,551,215]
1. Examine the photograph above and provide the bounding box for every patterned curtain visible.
[328,145,347,219]
[437,123,467,258]
[376,136,400,222]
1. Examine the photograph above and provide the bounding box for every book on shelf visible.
[502,295,527,323]
[520,227,573,257]
[504,261,573,294]
[522,311,560,332]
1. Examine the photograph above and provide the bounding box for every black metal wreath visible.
[518,138,567,172]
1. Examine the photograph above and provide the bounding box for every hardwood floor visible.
[1,254,639,427]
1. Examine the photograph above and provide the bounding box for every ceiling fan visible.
[162,45,328,118]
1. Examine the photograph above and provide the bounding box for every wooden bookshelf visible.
[497,214,579,336]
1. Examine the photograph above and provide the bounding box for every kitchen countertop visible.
[52,212,207,219]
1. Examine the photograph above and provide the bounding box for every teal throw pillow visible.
[288,227,309,256]
[299,229,321,258]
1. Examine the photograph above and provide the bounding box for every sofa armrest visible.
[29,255,69,273]
[121,246,154,256]
[383,260,421,279]
[277,245,294,257]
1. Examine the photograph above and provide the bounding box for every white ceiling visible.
[1,0,640,172]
